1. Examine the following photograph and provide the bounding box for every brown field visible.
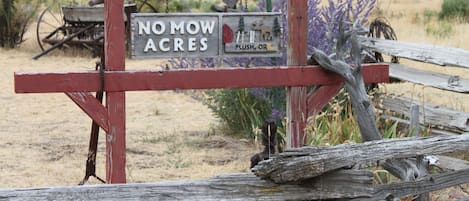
[1,0,469,200]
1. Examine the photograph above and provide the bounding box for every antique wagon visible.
[34,1,156,59]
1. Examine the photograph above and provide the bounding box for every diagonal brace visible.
[66,92,110,133]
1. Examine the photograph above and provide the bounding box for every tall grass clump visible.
[439,0,469,21]
[307,90,362,146]
[0,0,38,48]
[307,89,406,146]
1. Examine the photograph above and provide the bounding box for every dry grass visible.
[0,17,257,188]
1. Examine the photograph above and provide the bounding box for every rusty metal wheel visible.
[36,2,66,52]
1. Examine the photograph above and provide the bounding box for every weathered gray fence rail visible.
[379,96,469,133]
[370,167,469,200]
[253,133,469,183]
[389,63,469,93]
[0,171,373,201]
[360,36,469,68]
[379,115,461,136]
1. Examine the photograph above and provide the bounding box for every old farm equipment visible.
[34,1,156,59]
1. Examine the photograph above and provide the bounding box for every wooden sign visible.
[130,12,282,59]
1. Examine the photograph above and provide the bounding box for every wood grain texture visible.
[306,84,343,117]
[380,96,469,132]
[360,36,469,68]
[389,63,469,93]
[104,0,126,184]
[370,168,469,200]
[435,155,469,171]
[253,133,469,183]
[14,65,389,93]
[0,171,373,200]
[286,0,308,148]
[66,92,109,133]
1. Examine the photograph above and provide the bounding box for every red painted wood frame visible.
[14,0,389,184]
[286,0,308,148]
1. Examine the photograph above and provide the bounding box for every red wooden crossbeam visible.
[15,64,388,93]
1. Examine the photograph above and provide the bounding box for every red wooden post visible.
[286,0,308,148]
[104,0,126,183]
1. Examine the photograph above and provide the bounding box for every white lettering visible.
[200,21,215,34]
[186,21,200,35]
[144,38,157,52]
[138,21,151,35]
[170,21,185,34]
[188,38,197,51]
[200,38,208,52]
[159,38,170,52]
[151,21,165,35]
[174,38,184,51]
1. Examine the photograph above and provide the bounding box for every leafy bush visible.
[425,20,453,38]
[439,0,469,21]
[0,0,38,48]
[204,89,272,138]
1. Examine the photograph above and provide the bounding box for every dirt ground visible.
[1,0,469,200]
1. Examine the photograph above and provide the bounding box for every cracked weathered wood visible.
[252,133,469,183]
[436,155,469,171]
[380,96,469,132]
[0,171,373,201]
[360,36,469,68]
[379,115,463,136]
[369,168,469,200]
[389,63,469,93]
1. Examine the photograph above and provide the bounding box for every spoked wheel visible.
[36,2,66,52]
[136,0,159,13]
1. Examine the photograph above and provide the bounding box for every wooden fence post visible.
[286,0,308,148]
[104,0,126,183]
[410,104,420,137]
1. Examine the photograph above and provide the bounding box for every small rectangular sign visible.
[131,12,282,59]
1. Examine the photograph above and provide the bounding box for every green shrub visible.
[425,20,453,38]
[0,0,38,48]
[439,0,469,21]
[423,9,438,24]
[204,89,272,138]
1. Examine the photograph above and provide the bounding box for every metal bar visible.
[78,90,106,185]
[33,24,95,60]
[42,39,103,46]
[286,0,308,148]
[15,64,389,93]
[104,0,126,184]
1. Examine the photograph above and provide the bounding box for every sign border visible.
[130,12,283,59]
